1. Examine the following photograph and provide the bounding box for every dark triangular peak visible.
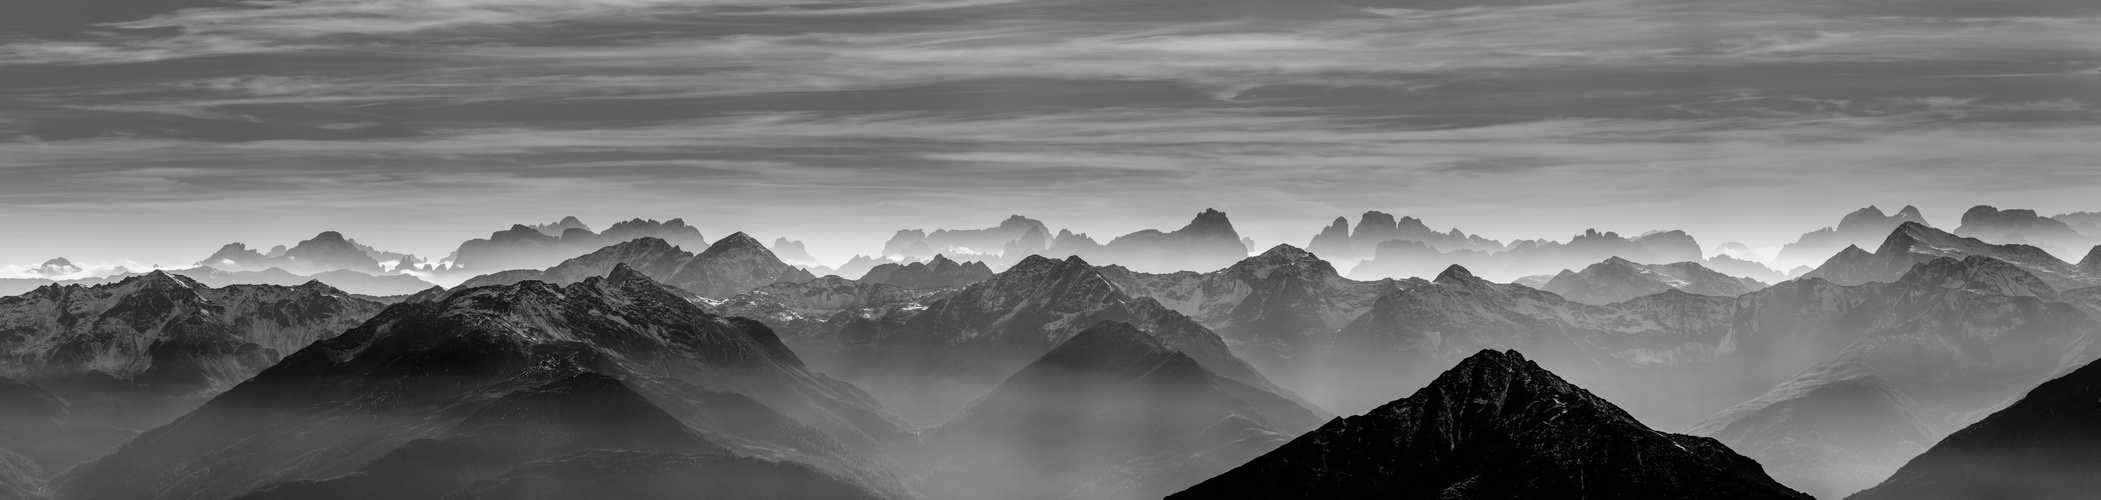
[2080,245,2101,274]
[1171,349,1811,500]
[1849,355,2101,500]
[921,321,1323,500]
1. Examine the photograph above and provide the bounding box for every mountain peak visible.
[699,232,768,256]
[1178,208,1237,236]
[1256,243,1312,260]
[1046,321,1171,362]
[1434,264,1480,285]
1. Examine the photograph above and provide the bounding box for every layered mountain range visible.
[1804,221,2101,290]
[438,217,708,276]
[1848,352,2101,500]
[457,234,814,298]
[856,255,993,289]
[1541,257,1769,305]
[0,265,438,298]
[790,254,1313,426]
[1346,227,1718,282]
[52,266,915,500]
[0,273,388,425]
[1099,244,1414,397]
[918,321,1323,500]
[1771,206,1930,271]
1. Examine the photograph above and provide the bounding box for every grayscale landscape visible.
[3,0,2098,497]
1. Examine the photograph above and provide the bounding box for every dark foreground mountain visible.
[919,321,1323,500]
[0,273,386,426]
[458,234,815,298]
[1847,354,2101,500]
[1541,257,1767,305]
[51,266,914,500]
[1171,349,1809,500]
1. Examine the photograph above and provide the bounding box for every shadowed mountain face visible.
[1773,206,1930,271]
[1100,244,1415,396]
[798,254,1311,426]
[857,255,993,289]
[0,273,386,426]
[0,377,134,497]
[1848,355,2101,500]
[1043,209,1251,274]
[50,266,915,500]
[919,321,1323,500]
[1170,349,1811,500]
[1542,257,1768,305]
[458,234,815,299]
[1692,256,2101,499]
[440,218,708,277]
[1805,222,2101,290]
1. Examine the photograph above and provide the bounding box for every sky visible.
[2,0,2099,269]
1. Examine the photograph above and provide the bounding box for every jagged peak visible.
[1598,255,1639,267]
[605,262,652,286]
[305,231,349,243]
[2080,245,2101,272]
[1179,208,1237,235]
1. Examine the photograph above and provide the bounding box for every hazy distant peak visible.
[1178,208,1237,236]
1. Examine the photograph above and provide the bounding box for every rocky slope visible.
[1170,349,1810,500]
[0,273,387,425]
[1542,257,1767,305]
[51,266,915,500]
[1848,354,2101,500]
[918,322,1323,500]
